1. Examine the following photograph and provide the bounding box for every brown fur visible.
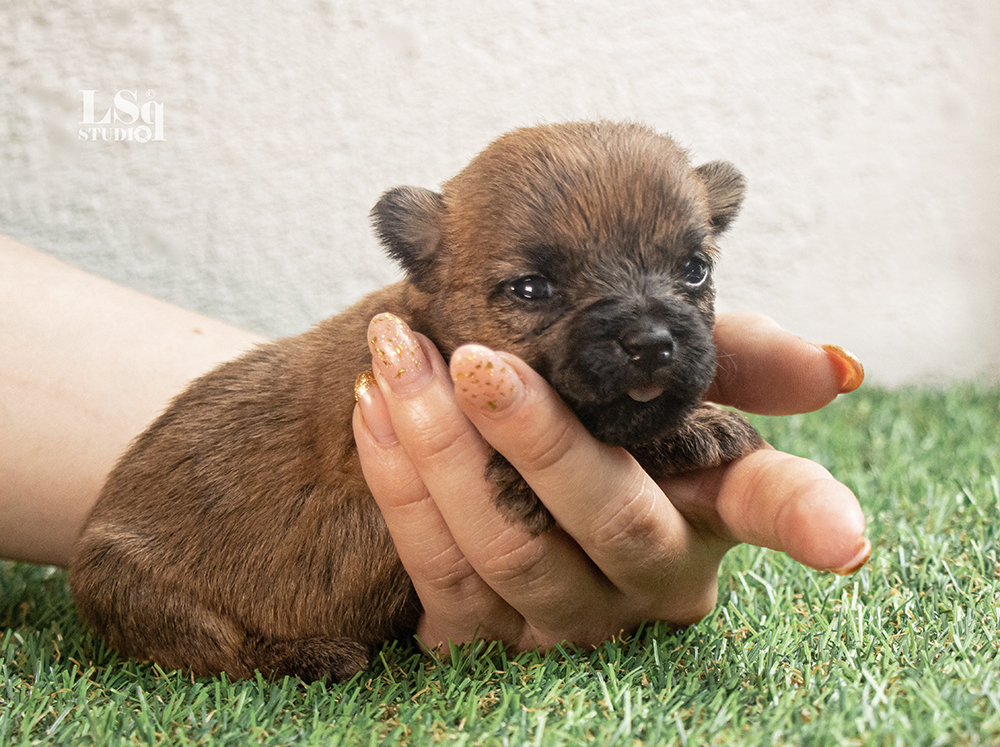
[70,121,763,683]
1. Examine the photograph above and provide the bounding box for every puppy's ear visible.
[371,186,445,290]
[695,161,746,234]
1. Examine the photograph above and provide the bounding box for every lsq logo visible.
[79,90,165,143]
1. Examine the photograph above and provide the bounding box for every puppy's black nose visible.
[620,322,675,375]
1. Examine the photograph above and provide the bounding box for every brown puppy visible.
[70,121,762,683]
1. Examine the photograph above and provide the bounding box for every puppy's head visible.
[372,121,745,447]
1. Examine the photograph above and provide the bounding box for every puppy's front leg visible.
[632,404,764,477]
[486,450,556,534]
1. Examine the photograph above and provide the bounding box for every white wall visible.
[2,0,998,385]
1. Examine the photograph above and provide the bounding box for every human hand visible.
[352,312,868,651]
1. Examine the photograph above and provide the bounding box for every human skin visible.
[0,237,267,567]
[353,314,868,651]
[1,235,867,650]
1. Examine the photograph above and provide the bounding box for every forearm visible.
[0,237,266,567]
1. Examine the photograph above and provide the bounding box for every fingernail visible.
[354,370,376,402]
[451,345,523,415]
[831,537,871,576]
[822,344,865,394]
[354,370,398,445]
[368,313,430,394]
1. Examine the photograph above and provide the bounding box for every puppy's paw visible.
[690,404,764,465]
[633,404,764,477]
[244,635,370,683]
[485,450,555,534]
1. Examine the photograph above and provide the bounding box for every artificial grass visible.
[2,383,999,746]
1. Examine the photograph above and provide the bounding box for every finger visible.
[352,339,524,646]
[364,314,617,646]
[706,312,865,415]
[663,448,870,574]
[450,343,703,605]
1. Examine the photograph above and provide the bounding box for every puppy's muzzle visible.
[549,296,716,446]
[555,298,713,400]
[620,319,675,402]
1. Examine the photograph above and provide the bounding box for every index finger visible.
[706,313,864,415]
[450,344,699,599]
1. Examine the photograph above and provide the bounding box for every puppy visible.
[70,121,762,683]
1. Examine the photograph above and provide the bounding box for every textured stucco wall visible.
[2,0,999,385]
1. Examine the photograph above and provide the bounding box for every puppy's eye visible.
[681,256,711,288]
[508,275,555,301]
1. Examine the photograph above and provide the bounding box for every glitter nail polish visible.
[367,313,430,393]
[451,345,522,414]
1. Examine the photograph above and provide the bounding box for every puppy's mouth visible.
[541,296,718,446]
[551,334,716,447]
[627,385,666,403]
[571,386,694,447]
